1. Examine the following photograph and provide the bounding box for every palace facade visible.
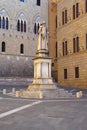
[0,0,48,77]
[49,0,87,88]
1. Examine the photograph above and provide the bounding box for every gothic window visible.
[17,14,27,33]
[34,23,40,34]
[2,17,5,29]
[1,41,5,52]
[6,17,8,29]
[17,20,20,31]
[34,17,40,34]
[20,44,24,54]
[24,21,26,32]
[21,20,23,32]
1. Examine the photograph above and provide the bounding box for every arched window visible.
[17,20,20,31]
[2,17,5,29]
[21,20,23,32]
[2,41,5,52]
[20,44,24,54]
[34,23,37,34]
[0,16,1,28]
[24,21,26,32]
[6,17,9,29]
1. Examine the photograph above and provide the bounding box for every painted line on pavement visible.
[0,100,42,119]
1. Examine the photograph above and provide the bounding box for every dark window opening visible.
[24,21,26,32]
[76,3,79,18]
[37,0,40,6]
[20,44,24,54]
[56,15,57,28]
[75,67,79,78]
[73,37,79,53]
[21,20,23,32]
[62,41,67,56]
[64,69,67,79]
[73,5,75,19]
[17,20,20,31]
[73,3,79,19]
[2,42,5,52]
[37,23,40,32]
[62,11,64,25]
[6,17,8,29]
[34,23,37,34]
[55,42,58,57]
[20,0,24,2]
[65,10,67,23]
[0,16,1,28]
[2,17,5,29]
[85,0,87,12]
[86,34,87,49]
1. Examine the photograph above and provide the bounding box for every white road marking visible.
[0,101,42,119]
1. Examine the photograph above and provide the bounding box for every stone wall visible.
[57,0,87,88]
[0,0,48,77]
[0,54,34,77]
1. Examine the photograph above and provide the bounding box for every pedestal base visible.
[28,83,57,91]
[20,83,75,99]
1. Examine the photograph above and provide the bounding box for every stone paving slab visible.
[0,99,87,130]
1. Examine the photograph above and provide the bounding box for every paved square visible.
[0,98,87,130]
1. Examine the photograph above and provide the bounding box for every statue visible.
[37,21,48,51]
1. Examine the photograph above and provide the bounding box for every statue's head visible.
[41,21,46,26]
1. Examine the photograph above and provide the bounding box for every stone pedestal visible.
[20,49,57,99]
[28,51,56,89]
